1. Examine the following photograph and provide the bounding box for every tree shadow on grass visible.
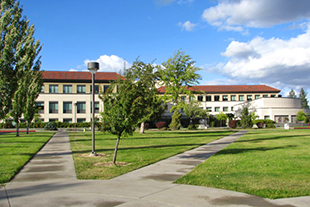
[216,145,297,155]
[236,135,308,143]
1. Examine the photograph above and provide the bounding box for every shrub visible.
[228,120,239,128]
[156,121,166,129]
[169,110,181,130]
[44,122,58,131]
[187,124,197,130]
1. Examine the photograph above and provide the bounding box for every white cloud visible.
[202,0,310,31]
[84,55,131,73]
[178,21,197,31]
[69,68,77,71]
[207,27,310,89]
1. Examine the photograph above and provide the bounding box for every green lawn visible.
[69,130,234,180]
[175,129,310,199]
[0,132,54,183]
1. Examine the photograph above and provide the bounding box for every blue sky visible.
[19,0,310,97]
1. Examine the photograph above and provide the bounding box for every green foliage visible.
[183,101,206,126]
[217,112,228,127]
[240,105,253,128]
[0,0,42,135]
[158,50,202,111]
[44,122,57,131]
[169,110,181,130]
[299,88,309,109]
[296,109,308,122]
[187,124,198,130]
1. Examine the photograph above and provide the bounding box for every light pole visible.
[88,62,99,156]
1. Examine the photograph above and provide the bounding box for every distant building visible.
[35,71,122,123]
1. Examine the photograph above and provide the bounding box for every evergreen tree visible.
[299,88,309,109]
[240,105,253,128]
[288,89,297,98]
[0,0,42,135]
[169,110,181,130]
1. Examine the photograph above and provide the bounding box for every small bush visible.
[256,122,264,128]
[44,122,58,131]
[228,120,239,128]
[156,122,166,129]
[144,123,149,129]
[187,124,197,130]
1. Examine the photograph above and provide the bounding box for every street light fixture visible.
[88,62,99,156]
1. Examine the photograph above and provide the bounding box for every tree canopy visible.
[299,88,309,109]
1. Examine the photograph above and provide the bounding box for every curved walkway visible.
[0,131,309,207]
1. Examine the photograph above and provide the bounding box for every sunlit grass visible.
[175,129,310,199]
[0,132,54,183]
[69,130,234,180]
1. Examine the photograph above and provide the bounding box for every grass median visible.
[0,132,55,183]
[175,129,310,199]
[69,130,234,180]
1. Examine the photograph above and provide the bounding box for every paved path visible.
[0,131,309,207]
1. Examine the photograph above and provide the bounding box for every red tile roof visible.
[158,85,281,94]
[42,71,124,82]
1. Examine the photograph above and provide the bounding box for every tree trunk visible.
[140,122,145,134]
[26,120,29,134]
[16,121,19,137]
[113,137,121,165]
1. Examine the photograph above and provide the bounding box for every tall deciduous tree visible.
[23,70,43,134]
[129,60,166,134]
[299,88,309,109]
[100,60,164,164]
[158,50,201,129]
[288,89,297,98]
[0,0,42,136]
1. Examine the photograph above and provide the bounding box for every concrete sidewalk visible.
[0,131,309,207]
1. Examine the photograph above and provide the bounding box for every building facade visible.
[36,71,121,123]
[36,71,305,125]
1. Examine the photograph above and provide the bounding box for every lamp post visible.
[88,62,99,156]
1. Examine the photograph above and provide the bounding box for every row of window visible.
[206,106,234,112]
[35,101,99,114]
[48,118,86,123]
[195,94,275,102]
[43,84,110,94]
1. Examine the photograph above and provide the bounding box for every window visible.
[197,96,203,102]
[104,85,110,93]
[90,85,99,94]
[207,107,212,112]
[63,102,72,113]
[255,95,260,99]
[77,85,86,93]
[215,107,220,112]
[63,85,72,93]
[247,95,252,101]
[49,118,58,122]
[206,95,212,101]
[181,96,187,102]
[222,95,228,101]
[189,96,195,101]
[214,95,220,101]
[263,95,268,97]
[63,119,72,123]
[239,95,244,101]
[231,95,236,101]
[49,102,58,113]
[223,107,228,112]
[49,85,58,93]
[77,102,86,113]
[271,94,275,97]
[91,102,99,113]
[77,118,86,123]
[231,107,234,111]
[264,116,270,120]
[35,102,44,114]
[41,85,45,93]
